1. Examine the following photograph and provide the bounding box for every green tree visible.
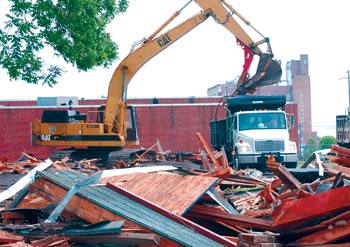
[0,0,129,86]
[303,138,317,160]
[317,135,336,150]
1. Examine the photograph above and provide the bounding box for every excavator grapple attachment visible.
[234,53,282,95]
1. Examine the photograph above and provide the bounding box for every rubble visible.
[0,139,350,246]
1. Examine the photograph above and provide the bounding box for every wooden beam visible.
[272,186,350,232]
[266,157,303,190]
[187,204,274,231]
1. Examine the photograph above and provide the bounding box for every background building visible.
[258,55,317,148]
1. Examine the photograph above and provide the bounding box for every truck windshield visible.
[239,112,286,131]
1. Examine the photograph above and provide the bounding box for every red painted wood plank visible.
[286,217,350,246]
[272,186,350,231]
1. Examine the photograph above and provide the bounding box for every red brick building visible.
[0,97,298,162]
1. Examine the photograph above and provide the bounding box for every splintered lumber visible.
[202,166,232,178]
[196,132,230,169]
[20,152,39,164]
[196,132,221,168]
[272,186,350,232]
[266,157,303,190]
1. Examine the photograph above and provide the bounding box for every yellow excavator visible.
[31,0,282,165]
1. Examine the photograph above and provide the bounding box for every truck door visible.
[226,114,237,146]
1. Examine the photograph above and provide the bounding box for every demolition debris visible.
[0,140,349,246]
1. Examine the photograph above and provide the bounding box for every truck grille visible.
[255,140,284,152]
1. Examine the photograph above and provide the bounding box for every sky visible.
[1,1,350,137]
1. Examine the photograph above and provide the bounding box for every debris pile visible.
[0,138,350,246]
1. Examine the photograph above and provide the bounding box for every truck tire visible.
[285,162,297,169]
[233,149,240,170]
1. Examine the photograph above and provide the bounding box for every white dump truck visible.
[210,95,298,171]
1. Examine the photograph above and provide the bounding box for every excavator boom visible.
[105,0,282,130]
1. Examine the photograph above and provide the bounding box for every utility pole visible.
[340,70,350,115]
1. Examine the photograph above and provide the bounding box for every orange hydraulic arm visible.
[104,4,210,131]
[104,0,282,138]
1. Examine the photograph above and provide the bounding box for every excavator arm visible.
[103,7,211,129]
[104,0,282,137]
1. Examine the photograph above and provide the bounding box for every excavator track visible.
[107,148,156,168]
[50,148,156,168]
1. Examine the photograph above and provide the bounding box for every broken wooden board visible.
[99,172,219,215]
[266,159,303,190]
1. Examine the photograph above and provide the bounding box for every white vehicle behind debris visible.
[210,95,298,171]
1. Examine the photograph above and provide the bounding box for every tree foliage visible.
[0,0,129,86]
[317,135,336,150]
[303,138,317,160]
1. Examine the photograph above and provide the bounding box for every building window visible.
[300,116,304,123]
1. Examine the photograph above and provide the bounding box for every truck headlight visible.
[288,142,297,152]
[237,144,251,153]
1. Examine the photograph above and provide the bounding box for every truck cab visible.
[210,95,298,171]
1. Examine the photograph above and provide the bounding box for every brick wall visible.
[0,97,298,162]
